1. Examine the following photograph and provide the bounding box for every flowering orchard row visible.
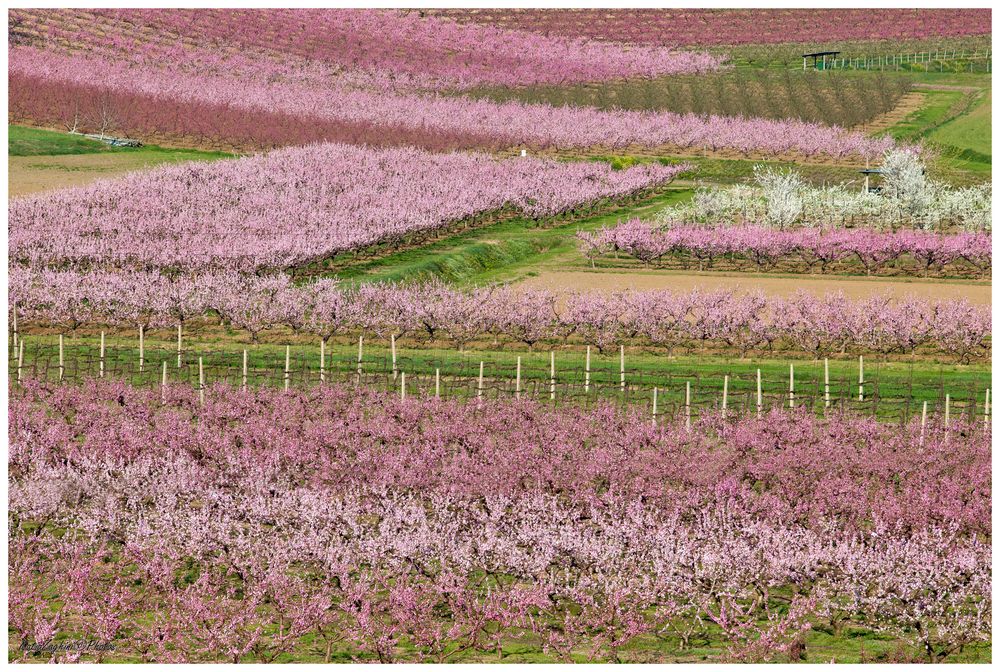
[430,9,992,47]
[9,47,893,158]
[656,171,991,232]
[580,221,991,276]
[11,271,991,361]
[10,144,685,274]
[10,8,724,91]
[9,380,990,662]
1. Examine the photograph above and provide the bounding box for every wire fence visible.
[10,337,989,426]
[807,49,991,73]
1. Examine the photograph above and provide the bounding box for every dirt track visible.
[520,270,991,304]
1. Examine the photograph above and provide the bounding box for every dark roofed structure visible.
[802,51,841,70]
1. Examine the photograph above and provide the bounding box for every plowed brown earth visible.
[9,154,168,197]
[854,91,927,135]
[520,270,991,304]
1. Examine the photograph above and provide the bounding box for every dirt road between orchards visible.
[519,270,991,304]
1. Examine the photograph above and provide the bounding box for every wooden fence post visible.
[919,400,927,446]
[357,335,364,382]
[391,334,398,380]
[284,346,290,392]
[435,368,440,399]
[685,381,691,431]
[789,363,795,408]
[858,355,864,401]
[58,334,65,382]
[516,356,522,399]
[756,368,762,418]
[242,349,248,390]
[549,351,556,400]
[722,375,729,413]
[400,371,406,401]
[619,345,625,393]
[478,361,485,401]
[139,324,145,373]
[198,357,205,406]
[824,358,830,409]
[985,388,991,429]
[99,331,105,378]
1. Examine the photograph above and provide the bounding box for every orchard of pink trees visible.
[582,220,991,276]
[9,46,892,157]
[6,6,992,664]
[10,144,686,273]
[9,381,991,663]
[10,271,991,362]
[430,8,991,47]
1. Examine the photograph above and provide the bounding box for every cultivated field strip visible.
[11,339,989,425]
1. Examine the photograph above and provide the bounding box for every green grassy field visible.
[14,331,989,423]
[874,71,991,182]
[11,620,990,663]
[929,90,991,156]
[319,188,691,286]
[8,125,232,161]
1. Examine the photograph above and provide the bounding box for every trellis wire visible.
[9,338,989,426]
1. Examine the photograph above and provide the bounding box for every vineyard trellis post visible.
[756,368,762,418]
[985,388,991,428]
[242,349,248,390]
[400,371,406,401]
[435,368,440,399]
[12,307,18,349]
[161,361,167,403]
[516,356,522,399]
[722,374,729,413]
[789,363,795,408]
[391,334,398,380]
[824,358,830,409]
[920,400,928,446]
[99,331,106,378]
[685,381,691,431]
[58,334,65,382]
[944,393,951,443]
[619,345,625,393]
[550,351,556,401]
[283,346,290,392]
[357,335,363,383]
[585,346,591,393]
[478,361,485,401]
[177,324,182,368]
[139,325,145,373]
[858,355,864,401]
[652,387,658,426]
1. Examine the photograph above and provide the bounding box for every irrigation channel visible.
[11,334,990,426]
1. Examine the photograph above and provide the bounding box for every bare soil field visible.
[855,91,927,134]
[520,269,991,304]
[8,154,166,197]
[9,146,229,197]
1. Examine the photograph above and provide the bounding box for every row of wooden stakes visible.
[13,333,991,435]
